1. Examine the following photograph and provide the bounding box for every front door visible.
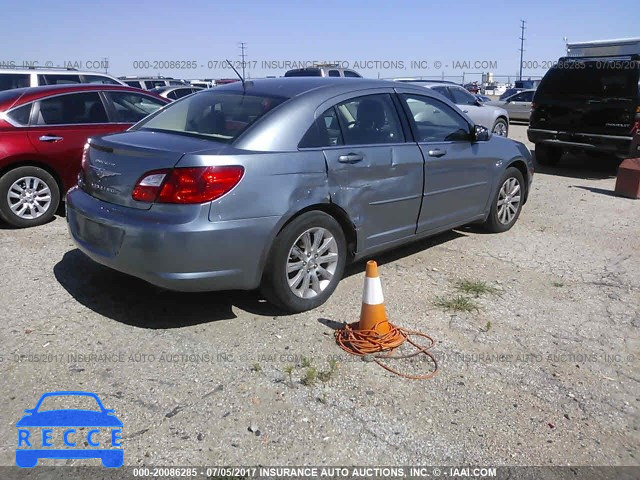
[398,93,494,232]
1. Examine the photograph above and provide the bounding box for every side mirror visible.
[472,125,490,142]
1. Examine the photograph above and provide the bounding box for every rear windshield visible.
[134,91,287,143]
[537,60,640,98]
[284,69,322,77]
[0,73,30,91]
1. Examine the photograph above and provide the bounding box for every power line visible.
[519,20,526,81]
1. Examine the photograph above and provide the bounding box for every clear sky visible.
[2,0,638,82]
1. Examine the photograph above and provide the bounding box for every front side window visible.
[401,94,470,143]
[335,94,404,145]
[510,91,535,102]
[34,92,108,125]
[430,86,454,102]
[0,73,30,91]
[328,70,340,77]
[106,92,166,123]
[450,87,478,106]
[343,70,361,78]
[133,91,287,143]
[38,74,82,85]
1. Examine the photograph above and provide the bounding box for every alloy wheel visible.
[496,177,521,225]
[7,176,52,220]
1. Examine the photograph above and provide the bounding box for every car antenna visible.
[226,59,245,91]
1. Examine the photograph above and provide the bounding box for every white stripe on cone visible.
[362,277,384,305]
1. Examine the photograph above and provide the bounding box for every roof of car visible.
[0,84,164,110]
[212,77,419,98]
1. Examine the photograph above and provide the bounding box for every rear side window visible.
[172,88,193,99]
[82,75,121,85]
[0,73,30,91]
[6,104,32,125]
[538,60,640,98]
[106,92,166,123]
[134,91,287,142]
[34,92,108,125]
[328,70,340,77]
[124,81,141,88]
[299,107,344,148]
[284,69,322,77]
[38,74,82,85]
[343,70,361,78]
[144,80,167,89]
[431,86,454,102]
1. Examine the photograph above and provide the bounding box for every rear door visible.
[398,92,494,232]
[26,91,123,191]
[307,91,424,250]
[533,59,640,135]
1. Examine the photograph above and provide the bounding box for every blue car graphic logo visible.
[16,391,123,468]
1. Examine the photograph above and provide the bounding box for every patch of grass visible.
[301,356,313,368]
[283,365,294,385]
[301,367,317,386]
[552,281,564,288]
[434,295,480,313]
[455,279,498,297]
[318,359,339,382]
[250,363,262,373]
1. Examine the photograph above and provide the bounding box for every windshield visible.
[134,91,287,142]
[538,60,640,98]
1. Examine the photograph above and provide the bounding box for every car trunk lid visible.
[80,130,228,209]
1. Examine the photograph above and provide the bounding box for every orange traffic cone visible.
[334,260,439,379]
[358,260,392,334]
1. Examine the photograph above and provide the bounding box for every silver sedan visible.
[66,78,533,312]
[488,89,536,122]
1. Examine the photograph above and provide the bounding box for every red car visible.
[0,84,169,227]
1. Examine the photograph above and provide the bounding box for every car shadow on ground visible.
[532,150,620,180]
[571,185,621,198]
[54,230,466,329]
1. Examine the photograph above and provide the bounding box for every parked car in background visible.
[0,84,169,227]
[66,77,533,312]
[284,66,362,78]
[0,67,125,92]
[187,79,216,89]
[395,79,459,85]
[499,87,528,100]
[119,76,187,90]
[149,85,203,101]
[483,84,508,96]
[488,89,536,122]
[529,41,640,165]
[464,82,481,93]
[401,80,510,136]
[476,94,492,103]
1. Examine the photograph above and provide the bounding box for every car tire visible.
[535,144,563,166]
[483,167,525,233]
[0,166,60,228]
[492,118,509,137]
[261,211,347,313]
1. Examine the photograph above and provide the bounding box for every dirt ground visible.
[0,124,638,469]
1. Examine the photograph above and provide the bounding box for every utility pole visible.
[102,57,109,73]
[238,42,247,79]
[519,20,526,80]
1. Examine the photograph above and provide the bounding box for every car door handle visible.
[39,135,64,142]
[338,153,363,164]
[462,110,469,113]
[428,149,446,158]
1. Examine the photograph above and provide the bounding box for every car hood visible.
[16,410,123,427]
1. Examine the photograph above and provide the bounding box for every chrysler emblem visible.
[90,165,121,179]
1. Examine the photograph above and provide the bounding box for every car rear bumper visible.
[527,128,633,157]
[66,187,279,292]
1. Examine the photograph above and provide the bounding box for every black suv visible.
[528,56,640,165]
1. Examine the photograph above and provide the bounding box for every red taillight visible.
[132,166,244,204]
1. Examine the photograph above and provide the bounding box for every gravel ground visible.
[0,124,638,468]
